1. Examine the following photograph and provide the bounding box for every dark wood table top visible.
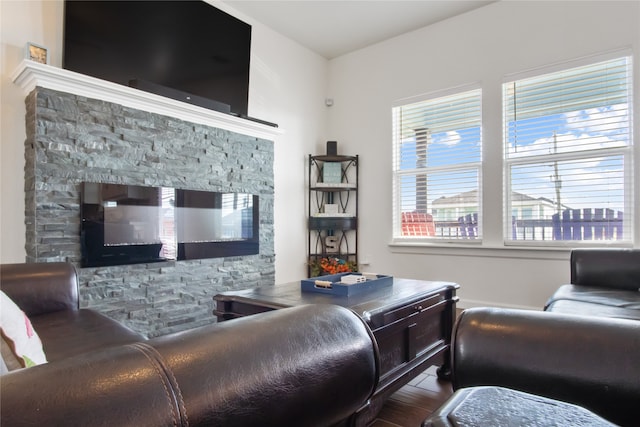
[215,278,459,325]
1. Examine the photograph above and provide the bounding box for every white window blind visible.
[503,56,633,243]
[392,88,482,240]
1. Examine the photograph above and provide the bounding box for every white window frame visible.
[502,52,634,247]
[392,84,483,243]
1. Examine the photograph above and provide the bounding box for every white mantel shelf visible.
[12,60,282,141]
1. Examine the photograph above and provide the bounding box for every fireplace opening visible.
[81,183,259,267]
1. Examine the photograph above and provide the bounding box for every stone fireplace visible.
[13,61,280,337]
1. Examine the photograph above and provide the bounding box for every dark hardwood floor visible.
[368,365,453,427]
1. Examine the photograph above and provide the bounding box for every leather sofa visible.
[1,263,379,426]
[545,248,640,320]
[432,307,640,426]
[423,248,640,426]
[0,262,145,362]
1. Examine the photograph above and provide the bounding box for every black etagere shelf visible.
[307,153,358,277]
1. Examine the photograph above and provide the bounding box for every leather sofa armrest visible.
[571,248,640,291]
[1,304,379,427]
[451,307,640,427]
[0,263,79,316]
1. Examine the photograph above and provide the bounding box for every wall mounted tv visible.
[63,1,251,116]
[81,183,259,268]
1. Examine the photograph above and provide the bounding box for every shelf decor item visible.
[308,257,357,277]
[326,140,338,156]
[324,204,339,214]
[322,162,342,184]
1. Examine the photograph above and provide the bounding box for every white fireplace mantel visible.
[12,60,282,141]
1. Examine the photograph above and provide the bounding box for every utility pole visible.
[552,132,562,214]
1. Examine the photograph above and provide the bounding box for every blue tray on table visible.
[301,272,393,296]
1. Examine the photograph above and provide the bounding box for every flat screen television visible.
[81,183,259,267]
[63,0,251,116]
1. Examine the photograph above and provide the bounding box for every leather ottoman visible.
[422,386,616,427]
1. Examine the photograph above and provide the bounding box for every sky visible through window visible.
[400,126,481,210]
[506,104,628,213]
[399,104,629,214]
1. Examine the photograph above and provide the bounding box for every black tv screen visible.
[63,0,251,116]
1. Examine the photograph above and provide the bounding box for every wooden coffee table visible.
[214,277,459,425]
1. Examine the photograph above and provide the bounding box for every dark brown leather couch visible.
[1,263,379,426]
[545,248,640,319]
[1,262,145,361]
[440,307,640,426]
[423,248,640,427]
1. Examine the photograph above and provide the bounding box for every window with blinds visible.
[503,55,633,243]
[392,87,482,240]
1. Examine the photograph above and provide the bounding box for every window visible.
[504,56,633,243]
[392,87,482,240]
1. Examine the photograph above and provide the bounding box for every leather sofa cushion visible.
[546,284,640,309]
[545,284,640,320]
[30,310,144,362]
[546,299,640,321]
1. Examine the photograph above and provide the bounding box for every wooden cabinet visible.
[308,154,358,277]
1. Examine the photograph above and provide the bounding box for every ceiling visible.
[224,1,496,59]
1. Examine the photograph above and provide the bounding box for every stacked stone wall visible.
[24,87,275,337]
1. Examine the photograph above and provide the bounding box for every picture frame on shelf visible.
[25,42,48,64]
[324,204,339,215]
[322,162,342,184]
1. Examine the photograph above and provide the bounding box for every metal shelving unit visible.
[307,154,358,277]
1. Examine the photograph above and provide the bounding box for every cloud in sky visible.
[434,130,461,146]
[564,103,629,137]
[508,132,625,159]
[507,102,630,159]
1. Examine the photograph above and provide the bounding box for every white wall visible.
[0,0,328,284]
[1,1,62,265]
[327,1,640,309]
[222,3,330,283]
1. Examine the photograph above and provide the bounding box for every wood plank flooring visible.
[368,365,453,427]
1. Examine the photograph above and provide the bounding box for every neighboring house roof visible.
[432,190,566,209]
[432,189,478,205]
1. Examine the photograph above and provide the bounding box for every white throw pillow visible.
[0,290,47,369]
